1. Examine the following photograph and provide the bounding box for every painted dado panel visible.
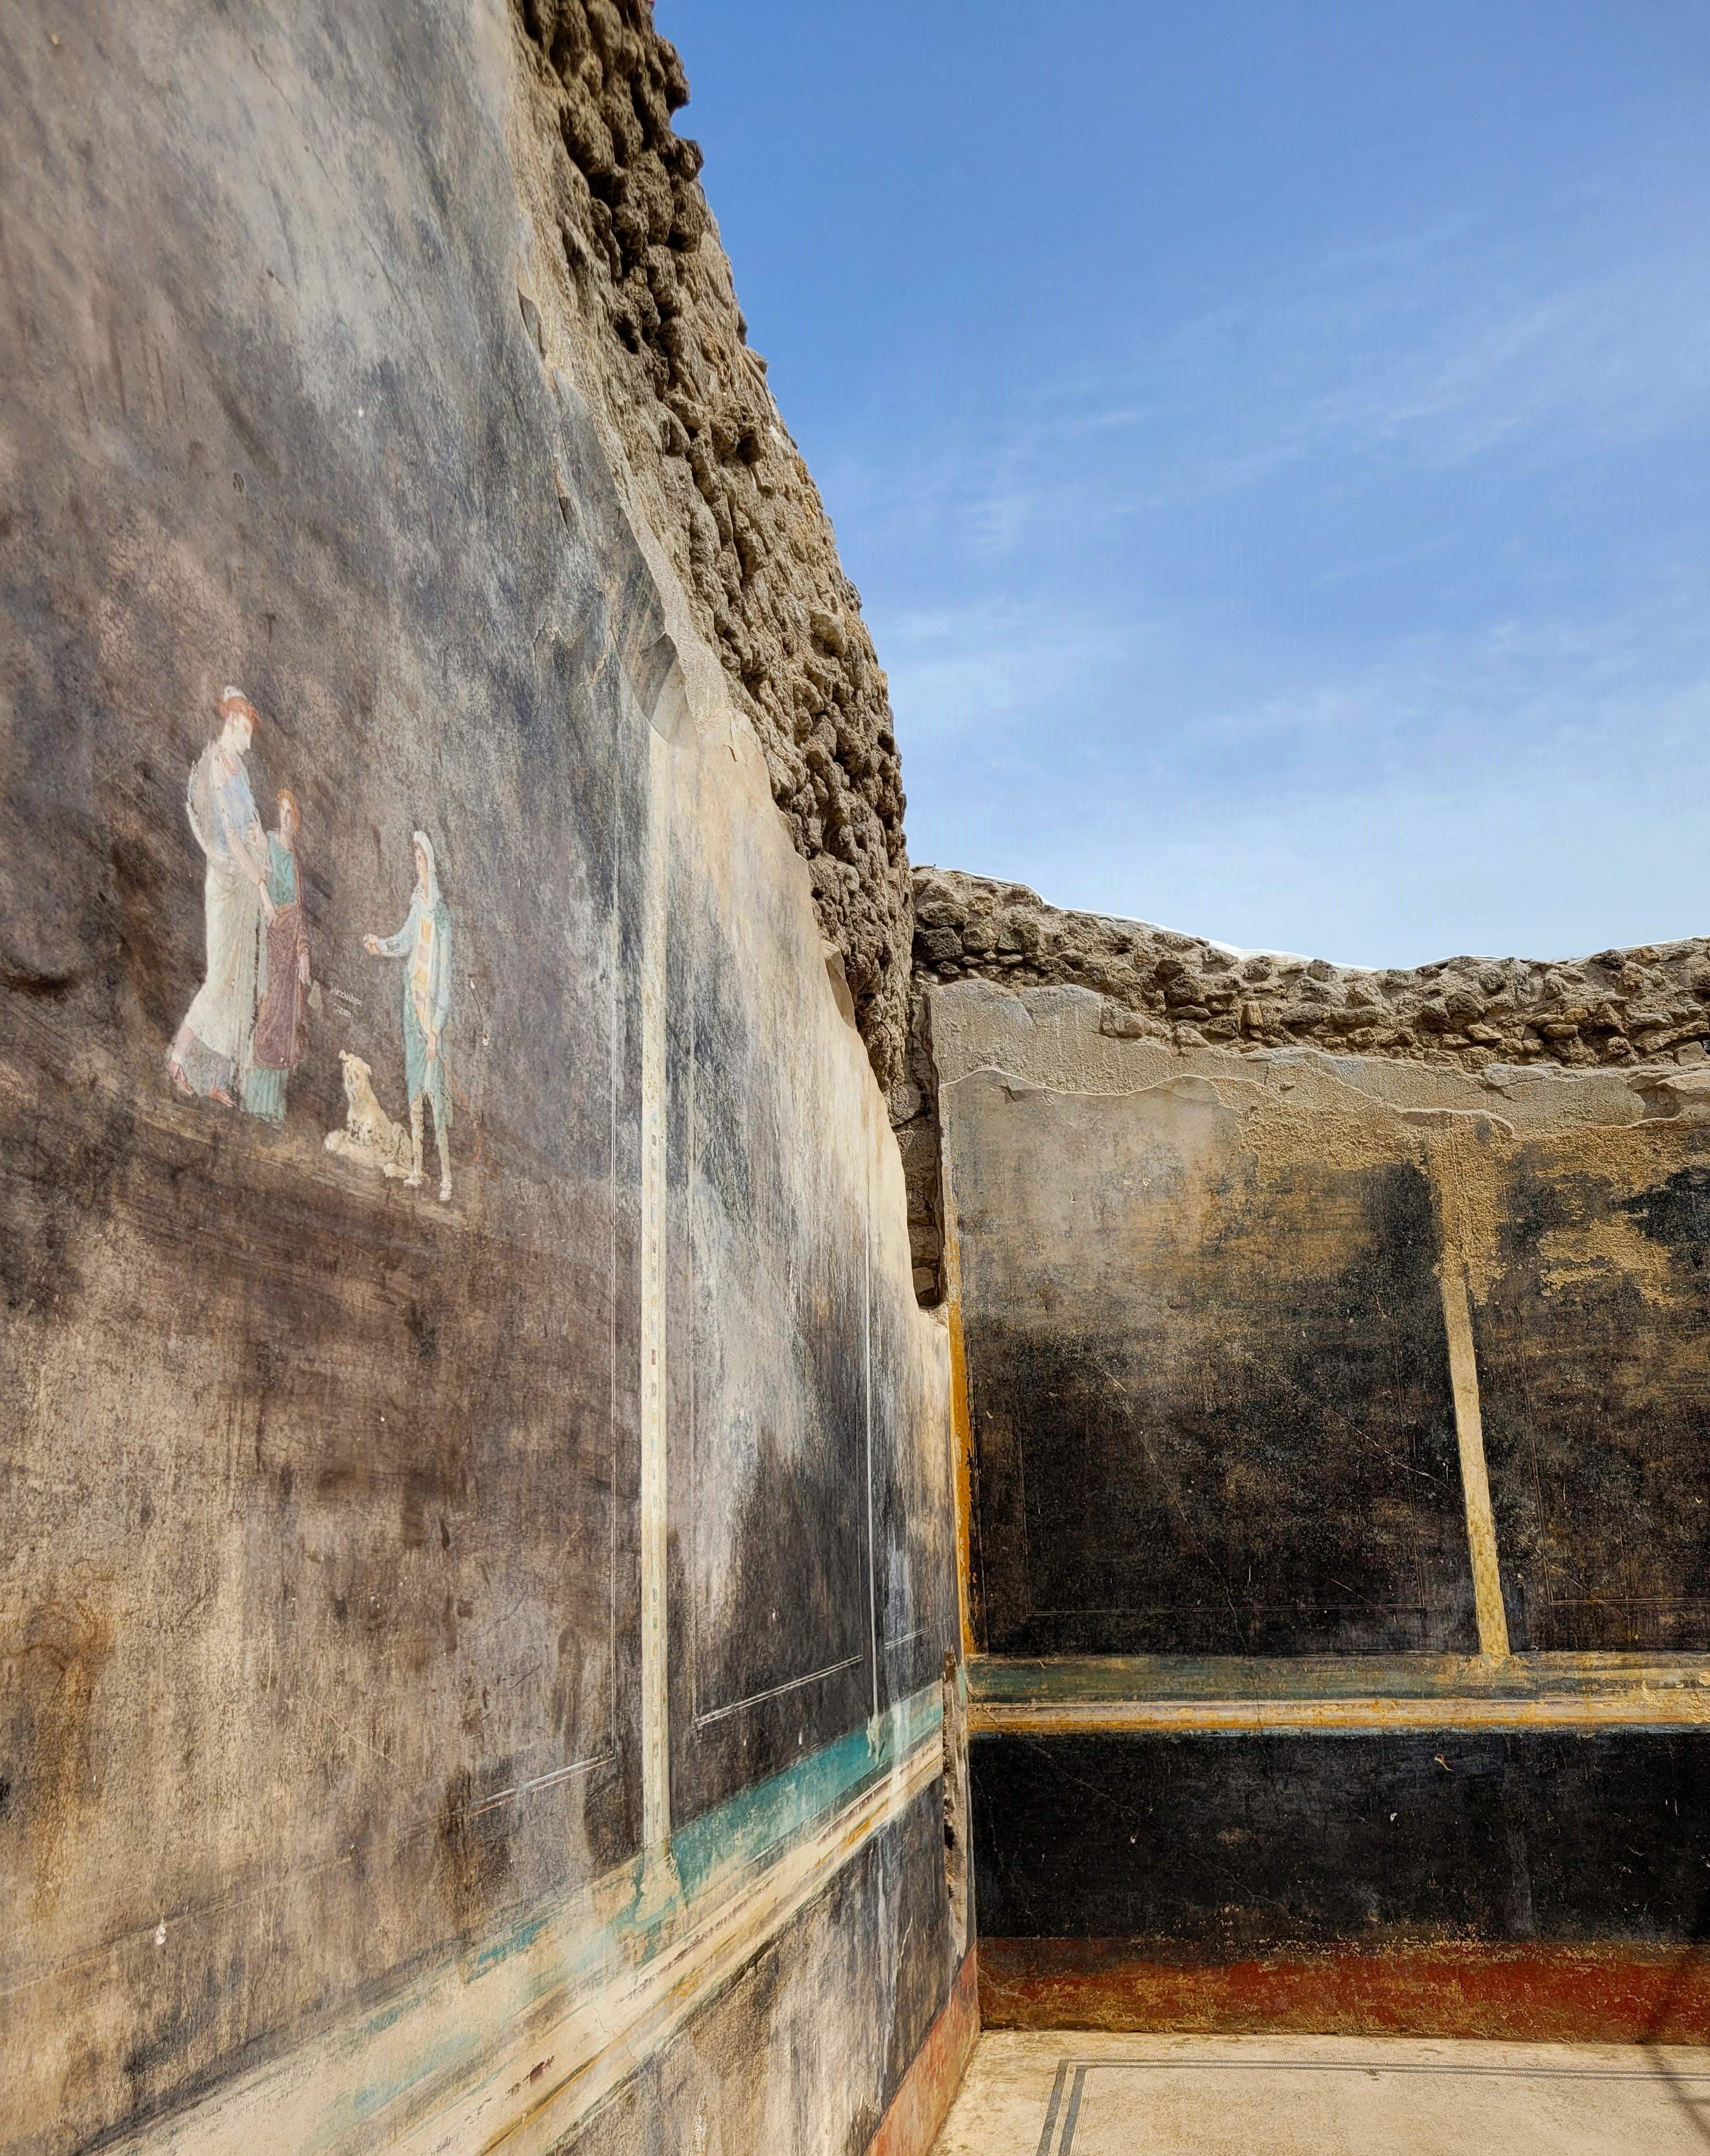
[946,1064,1474,1656]
[972,1727,1710,1949]
[665,742,958,1822]
[1477,1130,1710,1651]
[561,1788,960,2156]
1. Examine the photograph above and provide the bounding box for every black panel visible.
[971,1730,1710,1947]
[1481,1141,1710,1651]
[970,1159,1474,1656]
[665,879,872,1824]
[868,1241,958,1712]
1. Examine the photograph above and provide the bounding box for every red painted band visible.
[866,1952,981,2156]
[978,1939,1710,2046]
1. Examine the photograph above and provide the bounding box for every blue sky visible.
[658,1,1710,964]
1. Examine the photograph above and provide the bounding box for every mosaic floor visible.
[930,2032,1710,2155]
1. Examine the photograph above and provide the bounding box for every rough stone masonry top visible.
[911,868,1710,1075]
[510,0,912,1085]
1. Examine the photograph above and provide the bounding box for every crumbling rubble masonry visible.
[895,867,1710,1299]
[509,0,912,1087]
[914,867,1710,1070]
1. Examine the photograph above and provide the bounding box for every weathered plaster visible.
[938,975,1710,2037]
[0,3,958,2149]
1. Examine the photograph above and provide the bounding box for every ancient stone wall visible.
[914,867,1710,1071]
[507,0,912,1086]
[898,865,1710,1301]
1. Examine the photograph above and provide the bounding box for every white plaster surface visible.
[931,2032,1710,2155]
[929,978,1661,1134]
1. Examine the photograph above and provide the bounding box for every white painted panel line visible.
[640,723,672,1857]
[693,1654,866,1728]
[865,1208,880,1716]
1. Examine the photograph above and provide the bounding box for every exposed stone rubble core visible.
[890,988,946,1304]
[912,868,1710,1072]
[510,0,910,1083]
[895,865,1710,1304]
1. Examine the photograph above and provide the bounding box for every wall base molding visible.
[866,1952,979,2156]
[979,1940,1710,2046]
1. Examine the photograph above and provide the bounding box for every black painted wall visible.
[973,1729,1710,1948]
[956,1073,1476,1657]
[944,1043,1710,2011]
[1481,1142,1710,1653]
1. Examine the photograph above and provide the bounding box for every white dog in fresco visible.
[323,1049,413,1180]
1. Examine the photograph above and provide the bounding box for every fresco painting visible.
[168,687,276,1107]
[244,787,312,1123]
[164,683,461,1202]
[363,831,454,1201]
[0,5,963,2153]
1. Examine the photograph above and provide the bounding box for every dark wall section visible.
[973,1730,1710,1949]
[941,1002,1710,2039]
[0,3,960,2146]
[0,9,657,2119]
[563,1787,960,2156]
[663,824,955,1830]
[1481,1135,1710,1652]
[956,1076,1473,1657]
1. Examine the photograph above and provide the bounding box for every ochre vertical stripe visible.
[1438,1255,1511,1660]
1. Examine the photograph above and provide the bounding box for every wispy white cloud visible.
[873,600,1143,745]
[1253,249,1710,478]
[903,577,1710,965]
[842,186,1710,555]
[831,159,1710,964]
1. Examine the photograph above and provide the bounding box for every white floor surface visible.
[930,2031,1710,2155]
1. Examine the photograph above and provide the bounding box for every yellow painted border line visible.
[1437,1250,1511,1659]
[972,1692,1710,1735]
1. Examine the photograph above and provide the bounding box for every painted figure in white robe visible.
[168,688,275,1105]
[364,830,452,1202]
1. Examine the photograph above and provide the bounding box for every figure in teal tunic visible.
[364,830,452,1201]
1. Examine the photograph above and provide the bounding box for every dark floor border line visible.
[1032,2061,1067,2156]
[980,1939,1710,2046]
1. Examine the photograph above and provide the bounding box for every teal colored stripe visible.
[315,1683,945,2145]
[671,1684,943,1904]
